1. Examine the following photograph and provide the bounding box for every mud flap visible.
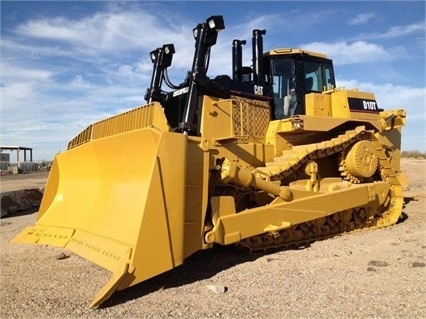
[12,128,187,308]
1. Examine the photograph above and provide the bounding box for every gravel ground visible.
[1,159,425,318]
[0,171,49,193]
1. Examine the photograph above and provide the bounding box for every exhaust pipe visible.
[232,39,246,81]
[252,29,266,86]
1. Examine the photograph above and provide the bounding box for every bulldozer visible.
[12,15,406,308]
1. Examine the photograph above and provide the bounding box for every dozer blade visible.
[12,127,187,308]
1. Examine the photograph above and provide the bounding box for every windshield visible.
[271,58,297,119]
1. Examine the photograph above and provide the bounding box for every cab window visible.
[271,59,297,118]
[324,66,334,90]
[303,61,322,92]
[303,61,334,92]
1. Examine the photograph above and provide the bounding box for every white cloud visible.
[300,41,406,65]
[17,17,80,41]
[348,12,376,25]
[70,75,89,88]
[356,22,425,40]
[14,10,193,57]
[1,63,53,82]
[382,22,425,39]
[0,83,35,118]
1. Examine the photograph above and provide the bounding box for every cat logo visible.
[254,85,263,95]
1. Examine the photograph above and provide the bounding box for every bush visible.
[401,150,426,159]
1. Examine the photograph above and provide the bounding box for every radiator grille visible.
[231,97,270,139]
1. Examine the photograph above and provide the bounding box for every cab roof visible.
[264,48,328,59]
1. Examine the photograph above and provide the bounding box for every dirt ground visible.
[0,159,425,318]
[0,171,49,193]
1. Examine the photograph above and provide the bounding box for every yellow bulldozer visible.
[13,15,407,308]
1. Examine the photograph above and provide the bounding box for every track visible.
[238,126,403,252]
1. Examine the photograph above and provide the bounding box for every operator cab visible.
[264,49,336,119]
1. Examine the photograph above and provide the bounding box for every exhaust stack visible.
[232,39,246,81]
[252,29,266,86]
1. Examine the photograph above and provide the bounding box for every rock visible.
[0,221,12,227]
[55,253,70,260]
[367,267,377,272]
[410,261,425,268]
[368,260,389,267]
[206,284,228,294]
[0,188,44,217]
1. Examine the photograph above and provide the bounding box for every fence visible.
[0,162,51,174]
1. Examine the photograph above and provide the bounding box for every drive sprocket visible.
[340,140,378,183]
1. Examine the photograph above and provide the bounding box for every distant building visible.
[0,146,33,166]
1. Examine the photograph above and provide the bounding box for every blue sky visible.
[1,1,425,161]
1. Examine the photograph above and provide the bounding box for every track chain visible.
[238,126,403,252]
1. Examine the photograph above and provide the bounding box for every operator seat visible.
[283,89,297,117]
